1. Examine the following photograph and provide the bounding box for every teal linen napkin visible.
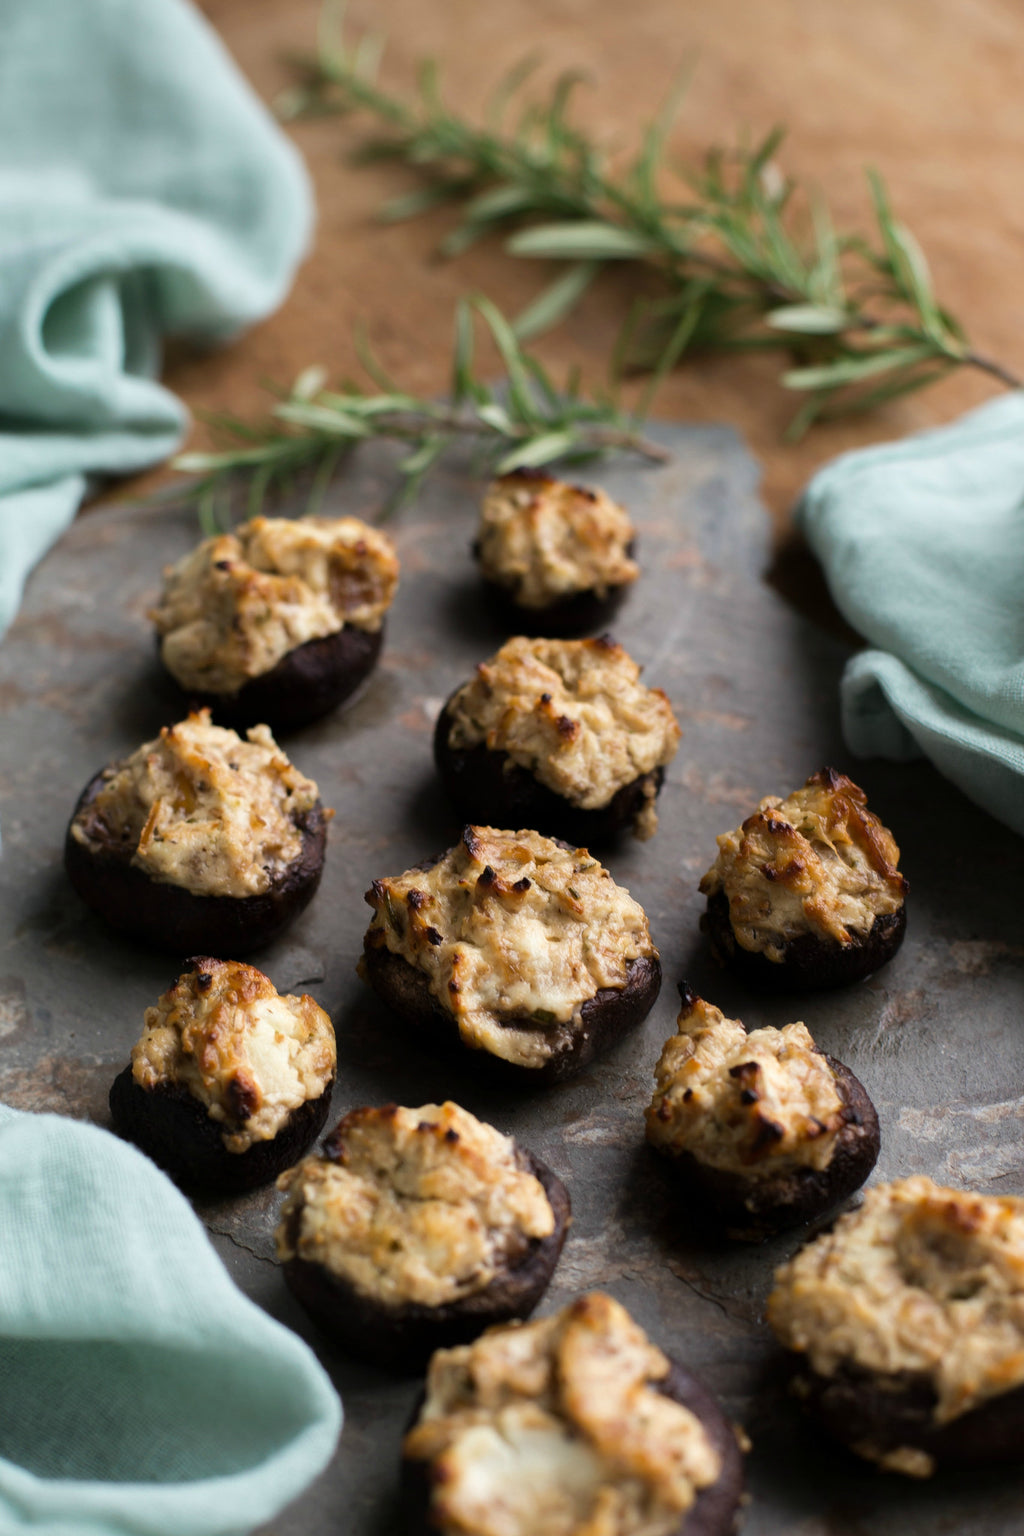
[0,1105,341,1535]
[0,0,313,638]
[797,391,1024,835]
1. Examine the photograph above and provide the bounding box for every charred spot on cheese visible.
[275,1101,570,1370]
[768,1177,1024,1474]
[699,767,908,990]
[360,827,661,1083]
[151,515,400,729]
[645,984,879,1240]
[64,710,327,953]
[109,958,336,1192]
[474,470,640,634]
[401,1291,744,1536]
[435,637,680,844]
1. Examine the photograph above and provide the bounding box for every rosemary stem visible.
[962,353,1024,392]
[285,28,1023,426]
[352,409,670,462]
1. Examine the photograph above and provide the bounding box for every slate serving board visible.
[2,423,1022,1536]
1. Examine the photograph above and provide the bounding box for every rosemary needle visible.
[171,295,667,529]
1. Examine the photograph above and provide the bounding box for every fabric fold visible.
[0,1106,341,1536]
[797,390,1024,836]
[0,0,314,638]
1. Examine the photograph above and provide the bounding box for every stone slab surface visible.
[1,424,1022,1534]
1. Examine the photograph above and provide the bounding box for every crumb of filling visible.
[700,767,907,961]
[152,514,399,693]
[403,1291,724,1536]
[132,958,335,1153]
[361,826,656,1068]
[275,1101,554,1307]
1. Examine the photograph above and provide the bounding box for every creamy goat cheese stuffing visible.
[769,1177,1024,1472]
[362,826,656,1068]
[132,959,336,1154]
[69,710,321,897]
[403,1291,723,1536]
[646,991,845,1176]
[152,514,399,693]
[444,636,679,837]
[275,1101,555,1308]
[476,469,639,608]
[700,767,907,961]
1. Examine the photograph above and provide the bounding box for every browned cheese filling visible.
[275,1101,555,1308]
[132,959,335,1154]
[700,767,907,961]
[645,992,845,1177]
[477,469,639,609]
[69,710,321,898]
[445,637,680,839]
[403,1291,722,1536]
[769,1176,1024,1474]
[151,514,400,693]
[362,827,656,1069]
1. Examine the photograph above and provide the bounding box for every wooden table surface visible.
[151,0,1023,605]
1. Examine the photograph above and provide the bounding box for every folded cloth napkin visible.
[0,1106,341,1536]
[0,0,313,639]
[797,390,1024,837]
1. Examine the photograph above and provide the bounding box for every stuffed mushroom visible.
[645,984,879,1241]
[473,468,639,634]
[150,514,399,730]
[359,826,661,1084]
[110,957,336,1193]
[434,636,680,844]
[768,1176,1024,1476]
[65,709,328,953]
[401,1291,745,1536]
[700,767,908,991]
[276,1100,570,1370]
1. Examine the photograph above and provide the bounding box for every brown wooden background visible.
[147,0,1022,593]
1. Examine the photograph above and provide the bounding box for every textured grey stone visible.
[2,423,1022,1533]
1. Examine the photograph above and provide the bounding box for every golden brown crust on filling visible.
[152,515,400,693]
[699,768,907,961]
[69,710,321,898]
[132,959,336,1154]
[404,1291,721,1536]
[477,470,639,609]
[444,637,679,829]
[768,1177,1024,1425]
[645,993,845,1176]
[362,827,656,1068]
[275,1101,555,1307]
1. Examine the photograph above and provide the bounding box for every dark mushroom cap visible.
[789,1359,1024,1471]
[655,1052,880,1242]
[769,1177,1024,1471]
[281,1150,571,1372]
[109,1064,334,1194]
[703,888,907,993]
[434,694,665,847]
[401,1350,744,1536]
[164,622,384,733]
[65,767,327,954]
[472,469,638,637]
[475,571,633,639]
[362,939,661,1087]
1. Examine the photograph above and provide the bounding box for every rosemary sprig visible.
[280,8,1021,434]
[172,296,667,530]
